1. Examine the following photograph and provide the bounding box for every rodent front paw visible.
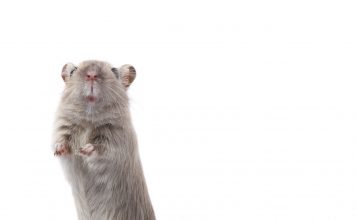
[54,143,70,156]
[78,143,97,157]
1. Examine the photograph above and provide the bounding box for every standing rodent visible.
[52,60,155,220]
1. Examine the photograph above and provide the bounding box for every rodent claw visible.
[54,143,70,156]
[78,144,96,157]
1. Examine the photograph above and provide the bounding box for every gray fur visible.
[53,60,155,220]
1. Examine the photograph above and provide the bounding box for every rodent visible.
[52,60,155,220]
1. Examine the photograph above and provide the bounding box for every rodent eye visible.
[111,68,119,79]
[70,67,77,77]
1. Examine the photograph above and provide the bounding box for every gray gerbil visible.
[52,60,155,220]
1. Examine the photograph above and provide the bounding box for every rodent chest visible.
[69,126,96,151]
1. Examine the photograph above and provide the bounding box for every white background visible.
[0,0,355,219]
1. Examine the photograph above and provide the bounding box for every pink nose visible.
[86,73,97,81]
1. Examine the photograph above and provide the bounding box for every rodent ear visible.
[111,67,119,79]
[118,64,136,89]
[61,63,77,82]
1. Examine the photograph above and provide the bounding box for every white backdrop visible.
[0,0,355,219]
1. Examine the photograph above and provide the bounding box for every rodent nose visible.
[86,73,97,81]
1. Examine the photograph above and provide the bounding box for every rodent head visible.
[60,60,136,116]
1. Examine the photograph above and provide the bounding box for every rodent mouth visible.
[86,95,97,102]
